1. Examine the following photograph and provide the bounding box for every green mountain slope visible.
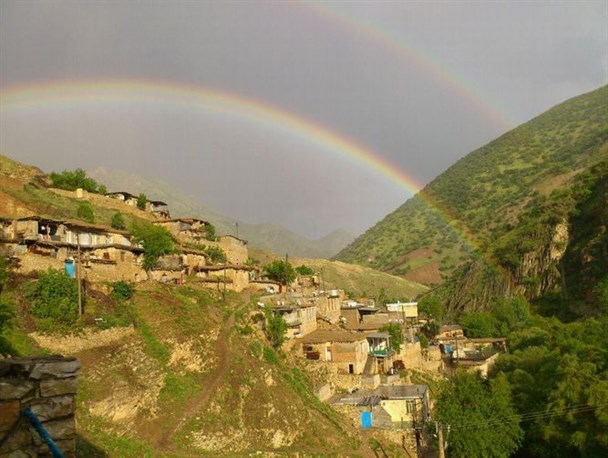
[336,85,608,285]
[88,166,354,258]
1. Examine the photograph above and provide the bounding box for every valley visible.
[1,85,607,457]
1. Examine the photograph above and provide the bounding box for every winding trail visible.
[158,307,238,450]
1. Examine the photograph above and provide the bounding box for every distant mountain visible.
[88,167,354,258]
[336,85,608,286]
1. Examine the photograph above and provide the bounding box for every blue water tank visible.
[361,411,372,429]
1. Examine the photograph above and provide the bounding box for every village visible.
[0,185,507,455]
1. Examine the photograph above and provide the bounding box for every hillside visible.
[0,279,384,456]
[88,166,354,258]
[336,85,608,285]
[292,257,428,301]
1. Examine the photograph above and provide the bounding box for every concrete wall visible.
[0,356,79,457]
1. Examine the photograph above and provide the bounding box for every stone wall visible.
[0,356,80,457]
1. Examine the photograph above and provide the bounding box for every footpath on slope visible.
[157,306,239,450]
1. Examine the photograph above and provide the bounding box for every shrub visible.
[264,307,287,349]
[205,224,216,241]
[136,193,147,210]
[25,269,79,332]
[111,281,135,301]
[295,264,314,275]
[77,202,95,223]
[205,246,226,264]
[110,212,126,230]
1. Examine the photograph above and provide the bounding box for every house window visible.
[348,364,354,374]
[406,400,416,414]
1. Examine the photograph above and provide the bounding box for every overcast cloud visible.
[1,0,606,238]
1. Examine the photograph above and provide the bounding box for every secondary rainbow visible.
[302,2,515,130]
[1,79,424,195]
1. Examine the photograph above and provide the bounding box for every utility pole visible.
[438,422,446,458]
[77,240,83,316]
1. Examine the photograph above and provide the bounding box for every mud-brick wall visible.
[0,356,80,458]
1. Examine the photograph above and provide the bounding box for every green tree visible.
[136,193,147,210]
[49,168,102,193]
[295,264,314,275]
[25,268,79,330]
[434,371,523,458]
[458,312,499,338]
[77,202,95,224]
[110,212,126,230]
[418,295,443,321]
[264,307,287,349]
[264,259,296,285]
[130,222,176,270]
[379,322,404,353]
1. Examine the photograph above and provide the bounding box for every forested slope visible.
[336,86,608,285]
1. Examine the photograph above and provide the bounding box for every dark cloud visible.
[1,0,605,238]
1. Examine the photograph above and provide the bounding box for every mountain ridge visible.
[88,166,354,258]
[336,85,608,285]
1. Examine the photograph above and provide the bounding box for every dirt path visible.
[158,309,237,449]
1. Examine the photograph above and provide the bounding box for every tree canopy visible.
[434,371,523,458]
[264,260,296,285]
[50,168,105,193]
[130,222,176,270]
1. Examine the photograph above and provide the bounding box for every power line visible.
[446,402,608,431]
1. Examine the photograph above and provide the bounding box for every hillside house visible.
[436,324,464,341]
[317,293,342,323]
[271,304,317,338]
[301,330,369,375]
[148,200,170,219]
[386,302,418,324]
[214,235,248,265]
[367,332,394,374]
[450,338,506,377]
[367,385,430,429]
[194,264,252,292]
[341,305,389,332]
[154,218,212,243]
[106,191,138,206]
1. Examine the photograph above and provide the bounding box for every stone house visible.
[271,304,317,338]
[106,191,138,206]
[148,200,170,219]
[436,324,464,340]
[154,218,212,243]
[361,385,430,429]
[341,304,389,331]
[301,330,370,375]
[367,332,394,374]
[194,265,252,292]
[386,302,419,324]
[214,235,248,266]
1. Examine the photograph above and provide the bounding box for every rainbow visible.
[1,78,487,260]
[1,79,424,195]
[302,2,516,130]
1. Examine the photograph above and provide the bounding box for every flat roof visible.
[366,332,390,339]
[301,330,368,344]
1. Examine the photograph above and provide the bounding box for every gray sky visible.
[1,1,606,238]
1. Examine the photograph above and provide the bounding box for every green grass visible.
[336,85,608,283]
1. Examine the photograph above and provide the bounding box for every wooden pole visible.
[77,241,83,316]
[438,422,446,458]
